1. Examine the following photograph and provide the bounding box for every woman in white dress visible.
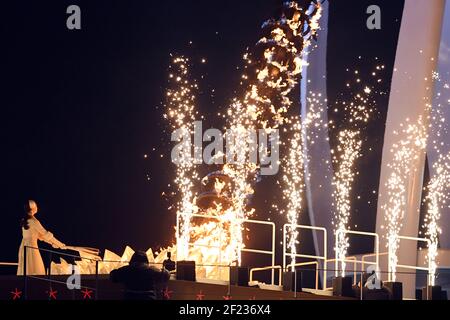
[17,200,66,275]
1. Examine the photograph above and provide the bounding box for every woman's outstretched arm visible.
[31,218,66,249]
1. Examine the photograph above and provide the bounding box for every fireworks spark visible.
[164,1,323,276]
[277,95,326,269]
[330,65,379,277]
[221,0,323,266]
[384,72,449,283]
[383,116,428,282]
[422,75,450,285]
[280,117,304,269]
[165,56,200,261]
[332,129,362,277]
[424,152,450,286]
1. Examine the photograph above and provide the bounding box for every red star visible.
[162,287,173,300]
[46,288,58,300]
[196,290,205,300]
[82,288,93,299]
[10,288,22,300]
[223,294,232,300]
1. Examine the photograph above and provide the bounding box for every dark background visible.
[0,0,404,269]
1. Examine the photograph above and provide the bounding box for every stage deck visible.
[0,275,351,300]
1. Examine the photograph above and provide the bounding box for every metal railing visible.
[22,245,101,300]
[334,229,380,279]
[389,235,431,284]
[325,257,358,286]
[9,225,443,300]
[179,213,277,285]
[286,261,320,290]
[249,265,283,287]
[0,262,18,266]
[361,251,388,273]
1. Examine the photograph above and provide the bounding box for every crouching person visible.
[110,251,170,300]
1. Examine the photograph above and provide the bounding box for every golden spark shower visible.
[163,1,324,277]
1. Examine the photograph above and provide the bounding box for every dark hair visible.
[20,201,33,230]
[129,251,149,265]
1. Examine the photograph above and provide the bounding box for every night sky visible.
[1,0,404,268]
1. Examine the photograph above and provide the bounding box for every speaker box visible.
[176,260,196,281]
[384,281,403,300]
[229,266,249,286]
[332,276,353,297]
[422,285,442,300]
[283,271,302,292]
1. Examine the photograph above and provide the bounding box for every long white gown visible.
[17,217,64,275]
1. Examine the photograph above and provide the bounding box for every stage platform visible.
[0,275,351,300]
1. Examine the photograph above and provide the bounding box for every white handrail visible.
[335,229,380,279]
[179,213,277,285]
[249,265,282,287]
[390,235,431,284]
[286,261,320,290]
[282,223,327,289]
[0,262,18,266]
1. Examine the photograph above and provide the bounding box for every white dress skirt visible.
[17,217,64,275]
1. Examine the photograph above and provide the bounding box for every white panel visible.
[428,0,450,249]
[301,1,334,275]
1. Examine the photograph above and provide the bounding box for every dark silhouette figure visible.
[162,251,176,272]
[110,251,170,300]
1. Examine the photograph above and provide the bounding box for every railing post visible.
[48,251,52,300]
[227,264,231,298]
[294,269,298,299]
[271,223,275,285]
[360,271,363,300]
[23,245,27,300]
[95,260,99,300]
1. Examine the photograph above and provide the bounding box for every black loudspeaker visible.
[283,271,302,292]
[384,281,403,300]
[229,266,249,286]
[332,276,353,297]
[422,285,442,300]
[176,261,196,281]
